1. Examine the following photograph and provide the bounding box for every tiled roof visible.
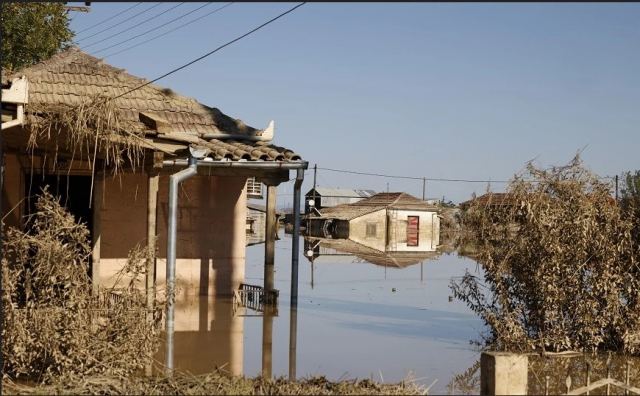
[459,192,516,209]
[317,204,384,220]
[316,192,437,220]
[3,48,302,162]
[354,192,438,210]
[306,188,376,198]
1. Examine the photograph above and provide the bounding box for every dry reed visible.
[452,155,640,354]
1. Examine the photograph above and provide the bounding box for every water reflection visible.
[157,296,244,376]
[160,225,482,394]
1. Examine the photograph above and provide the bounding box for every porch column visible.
[91,174,103,296]
[264,184,277,293]
[146,170,159,321]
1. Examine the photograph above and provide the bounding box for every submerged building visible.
[307,192,440,252]
[304,187,376,213]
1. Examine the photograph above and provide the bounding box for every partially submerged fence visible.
[233,283,279,315]
[480,352,640,395]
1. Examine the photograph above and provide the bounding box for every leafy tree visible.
[1,2,74,71]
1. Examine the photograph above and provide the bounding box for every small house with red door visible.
[307,192,440,252]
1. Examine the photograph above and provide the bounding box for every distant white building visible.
[305,187,376,213]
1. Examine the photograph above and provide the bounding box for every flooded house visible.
[305,187,375,213]
[307,192,440,252]
[246,202,283,246]
[1,47,307,302]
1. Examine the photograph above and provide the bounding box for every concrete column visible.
[91,174,103,296]
[146,171,159,320]
[264,185,277,293]
[480,352,528,396]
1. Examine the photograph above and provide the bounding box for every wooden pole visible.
[261,309,273,377]
[146,171,159,320]
[91,174,103,296]
[264,185,277,293]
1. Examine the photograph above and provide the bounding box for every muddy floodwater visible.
[156,232,484,394]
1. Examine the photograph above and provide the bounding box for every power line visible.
[92,3,213,55]
[113,2,306,100]
[74,3,143,35]
[317,167,512,183]
[316,166,616,184]
[83,3,185,49]
[101,2,234,58]
[75,3,162,42]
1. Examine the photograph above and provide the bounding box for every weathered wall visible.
[2,155,248,297]
[1,153,23,229]
[246,208,265,246]
[348,209,387,251]
[98,172,248,297]
[387,209,440,252]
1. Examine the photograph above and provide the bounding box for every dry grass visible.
[1,190,163,384]
[2,371,426,395]
[452,155,640,354]
[25,96,147,180]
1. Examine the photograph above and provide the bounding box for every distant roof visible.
[306,188,376,198]
[317,192,438,220]
[247,202,283,215]
[459,192,516,209]
[2,47,302,162]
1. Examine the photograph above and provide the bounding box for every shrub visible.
[452,156,640,354]
[2,190,163,383]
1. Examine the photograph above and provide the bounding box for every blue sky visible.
[69,2,640,205]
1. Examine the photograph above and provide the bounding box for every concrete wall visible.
[348,209,387,251]
[480,352,528,396]
[246,208,265,246]
[1,153,24,229]
[387,209,440,252]
[99,172,248,297]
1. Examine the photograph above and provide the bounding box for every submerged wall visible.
[99,172,248,297]
[387,209,440,252]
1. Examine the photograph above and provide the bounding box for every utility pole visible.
[386,182,389,193]
[615,175,619,201]
[310,163,317,215]
[422,177,426,201]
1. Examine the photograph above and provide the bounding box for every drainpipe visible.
[290,167,304,307]
[165,155,197,374]
[289,167,304,381]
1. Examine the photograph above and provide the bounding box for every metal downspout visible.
[290,167,304,306]
[166,155,197,374]
[289,167,304,380]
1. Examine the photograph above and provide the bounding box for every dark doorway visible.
[25,173,94,281]
[25,173,93,232]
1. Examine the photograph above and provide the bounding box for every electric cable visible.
[83,3,185,49]
[91,3,212,55]
[101,2,234,58]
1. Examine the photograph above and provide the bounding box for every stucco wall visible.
[387,209,440,252]
[2,155,247,298]
[348,209,387,251]
[1,153,23,229]
[98,172,248,297]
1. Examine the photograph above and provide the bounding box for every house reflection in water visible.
[155,296,244,376]
[304,192,441,270]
